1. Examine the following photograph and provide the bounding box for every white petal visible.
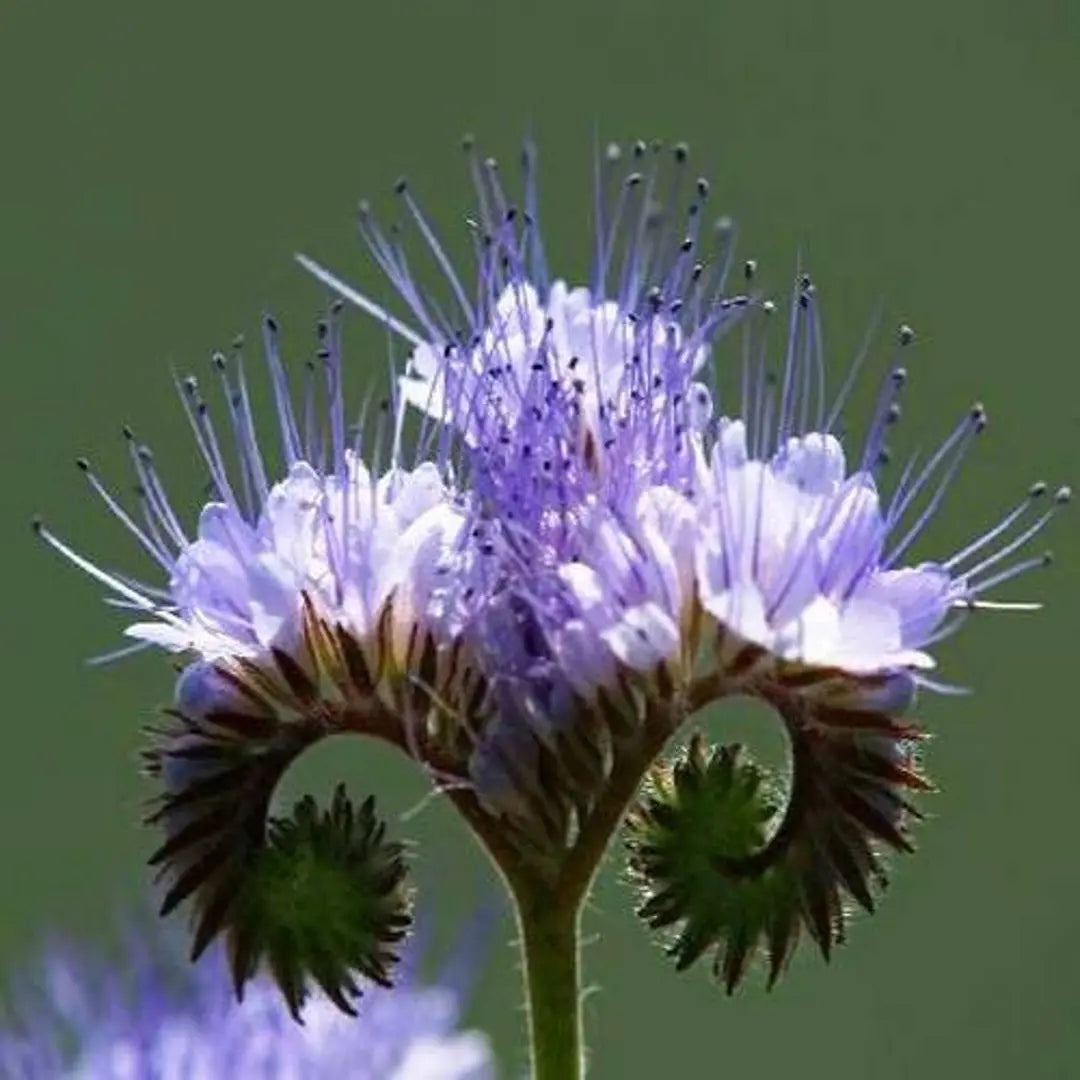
[602,603,680,668]
[390,1033,493,1080]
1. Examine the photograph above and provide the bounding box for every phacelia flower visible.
[41,135,1067,998]
[0,920,494,1080]
[36,310,488,980]
[297,139,1067,973]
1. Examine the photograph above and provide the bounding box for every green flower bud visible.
[228,785,412,1020]
[626,711,931,992]
[144,679,411,1021]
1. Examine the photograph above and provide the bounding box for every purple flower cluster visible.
[39,137,1066,934]
[0,928,493,1079]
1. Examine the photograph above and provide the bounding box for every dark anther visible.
[744,259,757,281]
[680,237,694,252]
[696,177,710,198]
[898,324,915,346]
[627,172,643,188]
[633,140,647,158]
[673,142,689,162]
[76,457,89,472]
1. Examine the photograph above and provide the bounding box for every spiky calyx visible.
[626,712,931,992]
[144,691,328,963]
[145,683,411,1021]
[228,785,412,1019]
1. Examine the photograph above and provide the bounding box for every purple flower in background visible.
[0,925,493,1080]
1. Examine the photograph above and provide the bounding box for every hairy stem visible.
[514,885,584,1080]
[431,694,687,1078]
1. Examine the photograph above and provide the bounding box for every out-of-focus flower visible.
[0,921,494,1079]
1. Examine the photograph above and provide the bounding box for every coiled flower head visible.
[40,136,1068,1000]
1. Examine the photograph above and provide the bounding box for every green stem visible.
[515,885,583,1080]
[440,704,682,1078]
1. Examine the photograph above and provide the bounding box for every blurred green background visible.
[1,2,1077,1076]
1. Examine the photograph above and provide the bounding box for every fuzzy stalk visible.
[514,886,584,1080]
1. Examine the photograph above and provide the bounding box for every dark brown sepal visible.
[144,692,328,964]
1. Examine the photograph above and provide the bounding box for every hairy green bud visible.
[626,714,930,992]
[228,785,412,1020]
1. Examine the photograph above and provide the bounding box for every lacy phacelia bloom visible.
[40,317,467,672]
[37,312,486,977]
[42,137,1066,990]
[298,140,1066,969]
[0,930,493,1079]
